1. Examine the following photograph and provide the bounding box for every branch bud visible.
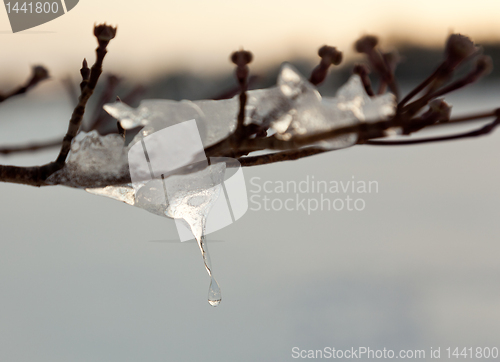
[444,33,478,67]
[80,58,90,80]
[32,66,49,82]
[318,45,342,65]
[354,35,378,54]
[231,50,253,86]
[94,23,117,46]
[474,55,493,76]
[231,50,253,67]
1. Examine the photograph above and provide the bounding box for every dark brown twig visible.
[399,64,445,107]
[309,45,342,86]
[353,64,374,96]
[403,55,493,115]
[354,35,399,100]
[238,147,328,167]
[365,115,500,146]
[399,33,480,108]
[0,66,49,103]
[0,138,61,155]
[0,23,116,186]
[230,49,253,145]
[213,75,258,100]
[53,24,117,167]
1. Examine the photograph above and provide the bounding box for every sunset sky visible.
[1,0,500,82]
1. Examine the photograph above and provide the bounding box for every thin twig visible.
[0,138,61,155]
[403,56,492,115]
[213,75,258,100]
[53,24,117,168]
[365,116,500,146]
[399,64,444,107]
[0,24,116,186]
[230,50,252,142]
[309,46,342,86]
[446,110,497,124]
[353,64,374,97]
[0,66,49,103]
[238,147,329,167]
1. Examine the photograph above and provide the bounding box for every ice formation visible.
[86,160,227,306]
[103,63,396,150]
[162,162,226,306]
[47,63,396,306]
[46,130,129,188]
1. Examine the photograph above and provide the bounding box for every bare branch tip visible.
[93,23,117,42]
[475,55,493,75]
[231,49,253,66]
[354,35,379,54]
[31,65,49,82]
[80,58,90,80]
[318,45,342,65]
[445,33,478,66]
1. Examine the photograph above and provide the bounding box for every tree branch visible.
[0,24,117,186]
[0,66,49,103]
[365,114,500,146]
[0,31,498,188]
[237,147,329,167]
[0,138,61,155]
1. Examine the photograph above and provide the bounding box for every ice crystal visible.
[46,131,129,187]
[104,63,395,151]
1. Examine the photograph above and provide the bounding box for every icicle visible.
[162,162,226,306]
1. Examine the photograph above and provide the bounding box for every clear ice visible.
[263,63,395,149]
[103,63,395,150]
[46,130,129,188]
[87,161,226,306]
[46,63,396,306]
[163,162,226,306]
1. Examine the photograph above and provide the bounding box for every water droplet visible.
[208,299,221,307]
[197,234,221,307]
[208,277,221,307]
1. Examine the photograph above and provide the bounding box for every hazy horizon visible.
[1,0,500,83]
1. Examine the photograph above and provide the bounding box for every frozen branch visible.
[0,29,498,189]
[0,23,116,186]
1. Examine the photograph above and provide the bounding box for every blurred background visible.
[2,0,500,82]
[0,1,499,361]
